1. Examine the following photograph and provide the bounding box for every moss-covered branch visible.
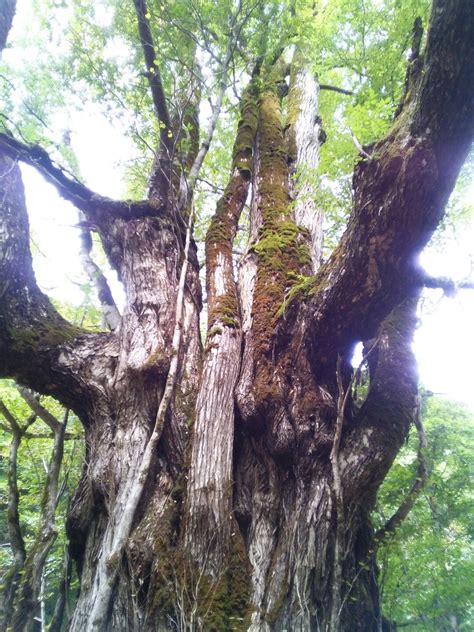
[205,77,259,333]
[251,57,312,353]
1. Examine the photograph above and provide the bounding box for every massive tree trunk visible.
[0,1,473,630]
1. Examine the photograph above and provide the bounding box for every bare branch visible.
[375,396,428,544]
[0,132,164,219]
[347,126,374,159]
[133,0,172,152]
[17,387,62,433]
[319,84,353,96]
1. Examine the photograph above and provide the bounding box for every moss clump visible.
[149,533,252,631]
[11,318,80,354]
[276,273,319,318]
[248,61,316,353]
[142,347,169,373]
[208,291,239,330]
[207,326,223,338]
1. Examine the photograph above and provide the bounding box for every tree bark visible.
[0,1,473,630]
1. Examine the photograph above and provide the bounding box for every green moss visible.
[10,318,80,355]
[142,347,169,372]
[208,292,239,330]
[275,273,319,318]
[207,326,223,338]
[266,578,290,626]
[149,532,252,631]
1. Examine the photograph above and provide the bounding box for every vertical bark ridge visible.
[233,55,342,632]
[286,52,325,272]
[186,80,258,573]
[69,211,196,631]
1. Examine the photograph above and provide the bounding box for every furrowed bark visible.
[329,357,347,632]
[186,78,258,573]
[233,54,338,631]
[69,211,196,632]
[286,52,325,271]
[1,1,473,630]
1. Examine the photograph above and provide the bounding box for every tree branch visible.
[375,396,428,544]
[133,0,172,152]
[0,152,99,411]
[319,84,353,96]
[0,398,31,568]
[0,397,22,435]
[10,409,68,631]
[340,297,420,500]
[307,0,474,360]
[0,132,164,220]
[77,212,121,331]
[17,387,62,433]
[181,1,255,207]
[422,274,474,295]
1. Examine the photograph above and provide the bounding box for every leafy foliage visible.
[375,396,474,631]
[0,379,84,625]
